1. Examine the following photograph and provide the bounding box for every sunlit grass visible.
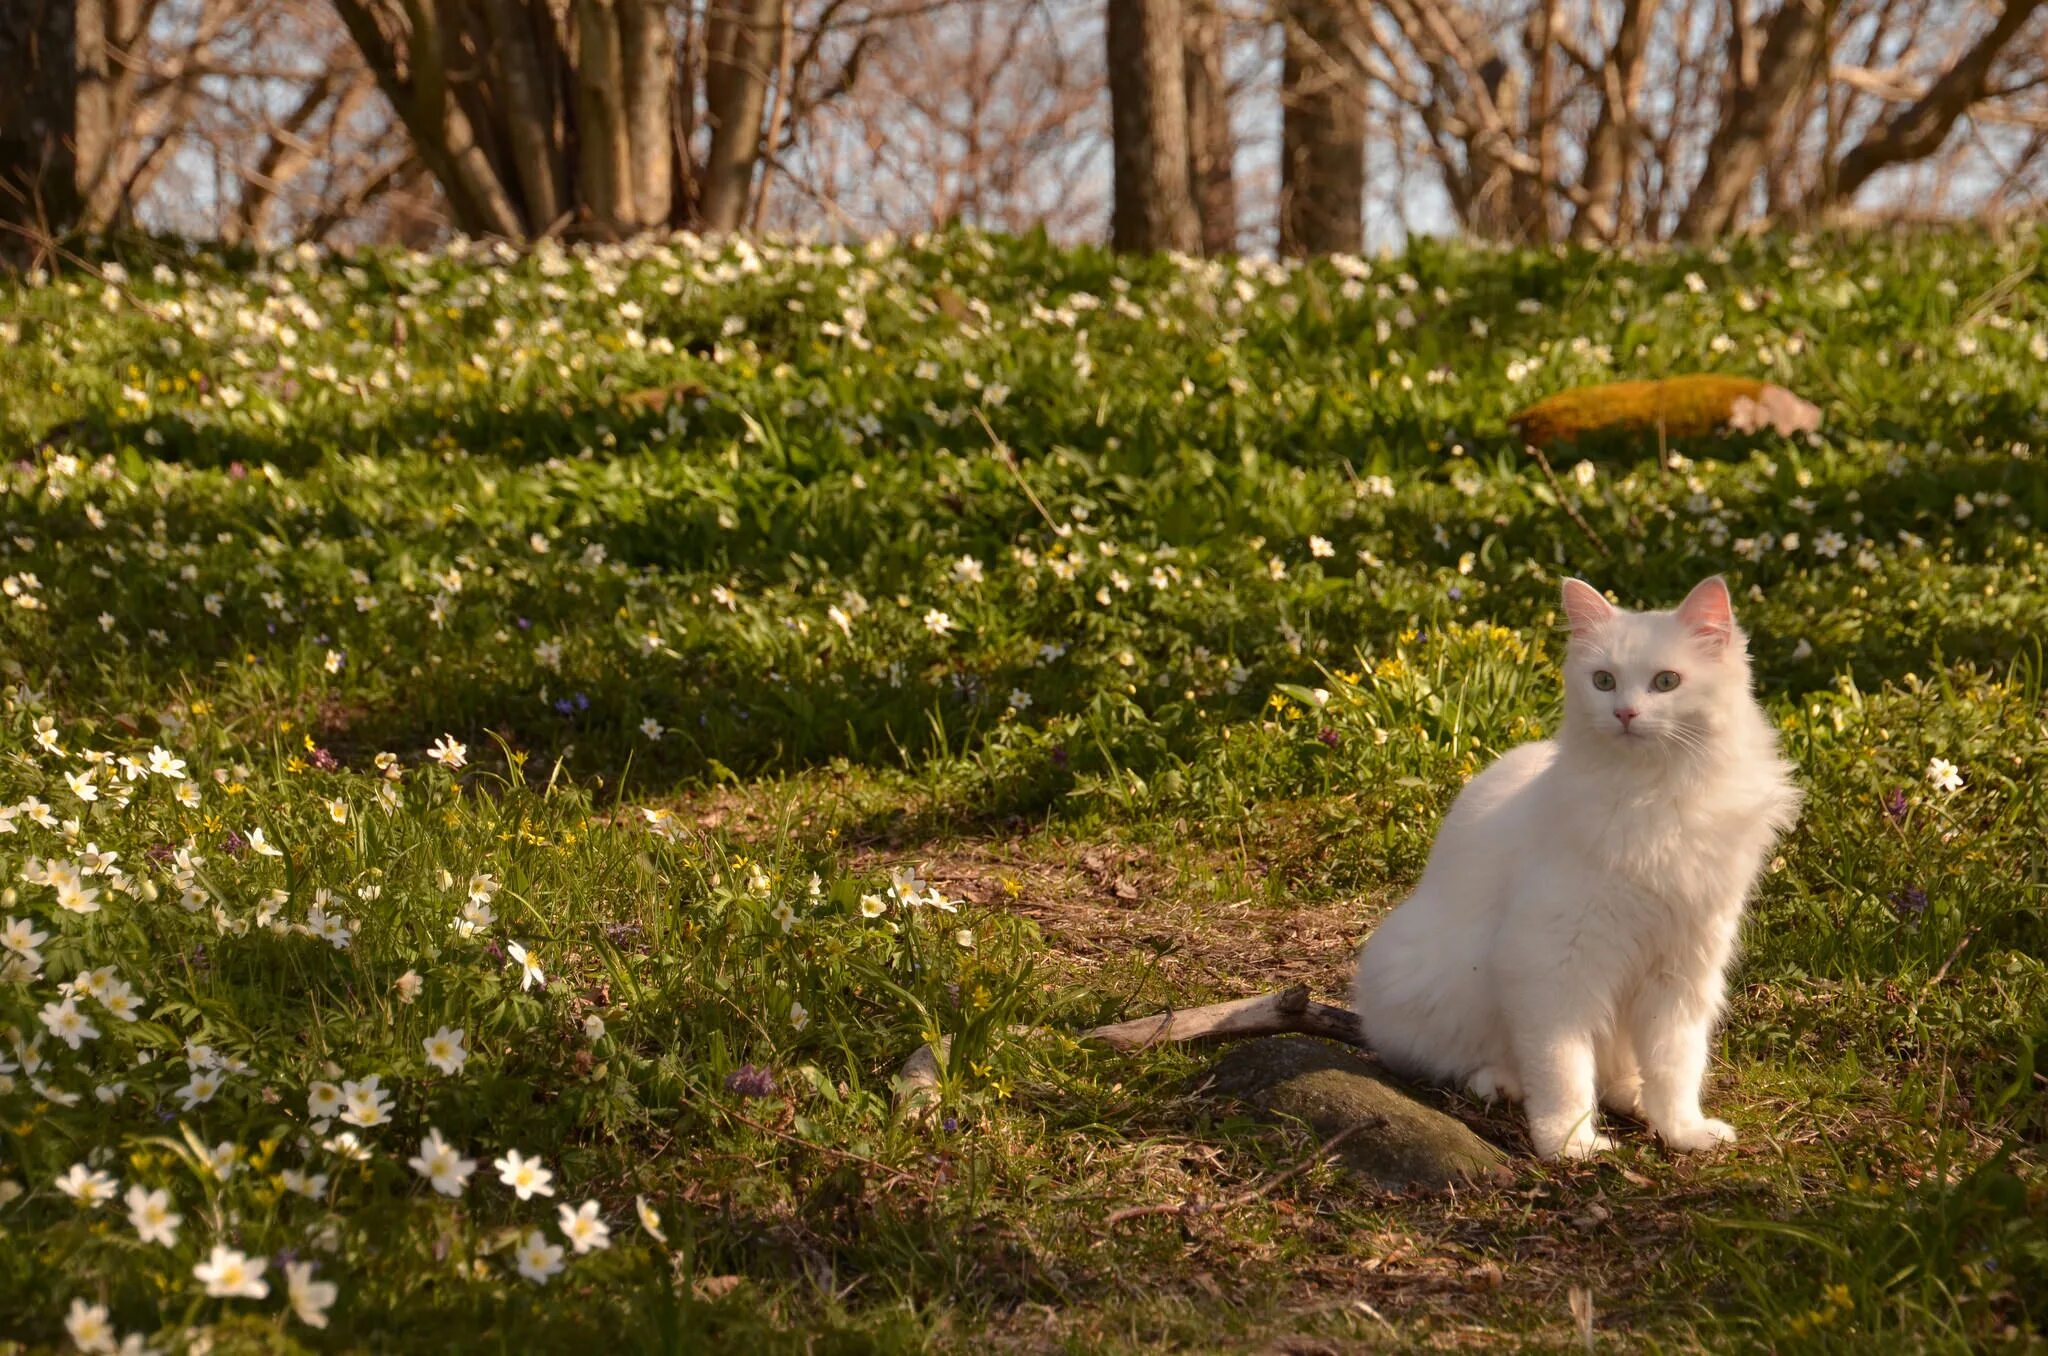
[0,225,2042,1349]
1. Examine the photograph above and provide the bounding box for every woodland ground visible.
[0,227,2043,1352]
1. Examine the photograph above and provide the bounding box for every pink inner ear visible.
[1677,577,1734,646]
[1561,579,1613,638]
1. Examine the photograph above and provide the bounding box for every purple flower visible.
[725,1064,778,1099]
[483,940,505,963]
[1882,788,1909,824]
[1447,586,1464,600]
[1317,727,1340,748]
[1050,745,1069,768]
[309,747,338,772]
[1888,887,1929,920]
[553,697,575,715]
[221,830,246,857]
[516,616,532,630]
[941,1114,959,1133]
[146,842,177,864]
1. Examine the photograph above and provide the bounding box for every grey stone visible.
[1202,1037,1510,1192]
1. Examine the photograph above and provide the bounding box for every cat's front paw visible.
[1555,1132,1617,1161]
[1659,1118,1738,1152]
[1531,1121,1615,1160]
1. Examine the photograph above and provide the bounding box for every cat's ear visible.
[1677,575,1735,652]
[1561,579,1613,639]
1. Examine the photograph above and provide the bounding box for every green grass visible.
[0,226,2043,1352]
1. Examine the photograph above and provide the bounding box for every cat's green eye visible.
[1592,670,1616,691]
[1652,670,1682,692]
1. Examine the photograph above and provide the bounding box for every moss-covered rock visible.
[1202,1037,1510,1192]
[1510,374,1821,453]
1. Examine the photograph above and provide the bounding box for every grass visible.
[0,225,2043,1352]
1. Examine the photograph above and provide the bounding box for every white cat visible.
[1351,576,1800,1159]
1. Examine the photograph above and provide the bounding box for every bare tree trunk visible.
[1183,0,1236,255]
[1675,0,1833,240]
[1108,0,1200,253]
[74,0,148,230]
[747,0,796,232]
[1514,0,1560,242]
[482,0,565,231]
[619,0,675,229]
[1572,0,1660,242]
[574,0,636,235]
[701,0,783,235]
[82,0,168,230]
[1279,0,1365,255]
[0,0,81,243]
[331,0,529,238]
[1823,0,2044,209]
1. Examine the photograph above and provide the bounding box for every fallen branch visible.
[892,984,1365,1116]
[1085,983,1363,1052]
[1526,443,1614,559]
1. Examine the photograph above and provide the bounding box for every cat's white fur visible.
[1351,577,1800,1159]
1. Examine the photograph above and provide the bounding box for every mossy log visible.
[1510,375,1821,452]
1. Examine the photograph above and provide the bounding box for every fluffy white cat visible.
[1351,576,1800,1159]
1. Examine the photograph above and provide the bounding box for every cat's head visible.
[1557,576,1753,754]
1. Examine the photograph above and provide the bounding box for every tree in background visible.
[3,0,410,251]
[0,0,82,249]
[776,1,1109,239]
[1183,0,1238,253]
[4,0,2043,256]
[1676,0,1838,239]
[1278,0,1365,254]
[1108,0,1202,252]
[1348,0,2048,245]
[325,0,792,240]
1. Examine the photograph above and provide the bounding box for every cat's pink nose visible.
[1614,707,1638,729]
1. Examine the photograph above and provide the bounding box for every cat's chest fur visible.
[1560,761,1792,917]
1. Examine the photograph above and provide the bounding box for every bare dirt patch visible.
[844,834,1373,1004]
